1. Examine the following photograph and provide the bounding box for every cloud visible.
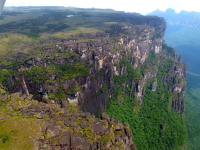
[5,0,64,6]
[5,0,200,14]
[164,0,200,12]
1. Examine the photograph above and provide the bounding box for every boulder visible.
[52,114,58,120]
[94,118,101,124]
[93,122,104,135]
[85,112,90,121]
[71,112,78,118]
[80,121,86,129]
[46,125,60,138]
[90,142,97,150]
[70,116,77,126]
[49,137,61,147]
[60,130,70,148]
[71,133,90,150]
[35,112,45,119]
[80,112,86,118]
[33,106,42,113]
[11,92,22,99]
[124,127,131,138]
[115,120,123,131]
[101,113,110,122]
[110,117,115,124]
[24,111,34,118]
[64,118,70,127]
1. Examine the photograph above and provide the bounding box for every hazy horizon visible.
[4,0,200,15]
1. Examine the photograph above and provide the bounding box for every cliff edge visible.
[0,7,187,150]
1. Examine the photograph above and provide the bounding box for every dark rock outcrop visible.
[2,16,187,116]
[71,133,90,150]
[4,93,135,150]
[93,122,104,135]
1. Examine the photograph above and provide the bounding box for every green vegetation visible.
[0,118,40,150]
[0,7,164,66]
[184,87,200,149]
[145,52,157,62]
[66,81,81,95]
[0,69,17,83]
[113,60,143,85]
[105,53,187,150]
[22,62,89,84]
[162,44,177,58]
[23,65,48,82]
[150,32,162,40]
[0,98,41,150]
[19,62,88,99]
[164,26,200,149]
[165,25,200,47]
[0,7,189,150]
[55,87,65,100]
[48,92,56,99]
[57,63,89,81]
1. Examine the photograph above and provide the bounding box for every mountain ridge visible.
[148,8,200,30]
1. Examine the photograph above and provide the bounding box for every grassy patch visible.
[0,117,40,150]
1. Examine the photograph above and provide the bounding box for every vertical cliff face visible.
[0,10,187,149]
[3,17,186,115]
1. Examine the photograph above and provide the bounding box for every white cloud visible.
[4,0,200,14]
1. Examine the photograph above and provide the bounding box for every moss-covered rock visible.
[0,91,135,150]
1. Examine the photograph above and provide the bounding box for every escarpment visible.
[2,19,186,116]
[0,8,188,150]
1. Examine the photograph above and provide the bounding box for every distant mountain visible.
[148,8,200,30]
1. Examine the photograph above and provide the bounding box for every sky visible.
[4,0,200,15]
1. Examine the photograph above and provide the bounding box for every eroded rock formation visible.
[0,92,136,150]
[2,17,187,116]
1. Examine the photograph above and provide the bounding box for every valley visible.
[165,25,200,150]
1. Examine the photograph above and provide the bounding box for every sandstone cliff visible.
[3,17,186,116]
[0,7,187,150]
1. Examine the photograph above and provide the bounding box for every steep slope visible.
[0,7,187,150]
[148,8,200,149]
